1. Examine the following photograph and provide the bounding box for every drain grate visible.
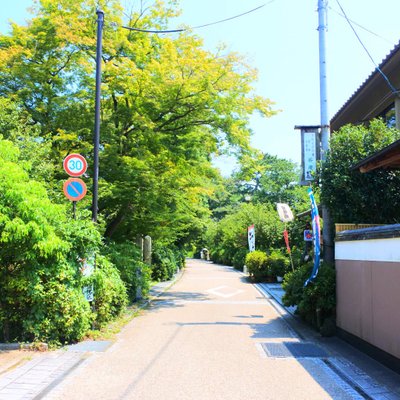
[261,342,329,358]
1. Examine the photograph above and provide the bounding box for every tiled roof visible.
[331,41,400,123]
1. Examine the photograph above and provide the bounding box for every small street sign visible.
[63,178,87,201]
[63,153,88,177]
[83,285,94,302]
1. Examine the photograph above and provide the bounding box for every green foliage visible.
[320,119,400,224]
[21,267,92,345]
[0,0,275,247]
[282,263,336,331]
[0,138,127,344]
[88,256,128,328]
[245,250,268,282]
[206,202,284,267]
[267,249,290,277]
[245,249,290,282]
[104,241,151,302]
[151,244,185,282]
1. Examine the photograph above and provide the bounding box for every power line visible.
[328,5,394,46]
[121,4,267,34]
[192,3,268,30]
[335,0,398,96]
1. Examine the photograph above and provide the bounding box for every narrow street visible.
[1,259,400,400]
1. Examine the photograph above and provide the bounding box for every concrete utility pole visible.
[317,0,334,263]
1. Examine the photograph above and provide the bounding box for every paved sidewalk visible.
[1,265,400,399]
[0,271,183,400]
[259,282,400,400]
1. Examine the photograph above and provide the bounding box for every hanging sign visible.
[83,285,94,302]
[247,224,255,252]
[63,153,88,177]
[276,203,294,222]
[304,230,313,241]
[63,178,87,201]
[295,126,320,185]
[303,131,317,181]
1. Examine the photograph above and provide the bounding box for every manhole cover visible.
[261,342,329,358]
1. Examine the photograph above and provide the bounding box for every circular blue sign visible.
[63,178,87,201]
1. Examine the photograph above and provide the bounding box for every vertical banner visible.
[304,188,321,286]
[295,126,320,185]
[283,229,291,253]
[303,131,317,181]
[247,224,255,252]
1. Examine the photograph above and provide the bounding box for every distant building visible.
[330,42,400,132]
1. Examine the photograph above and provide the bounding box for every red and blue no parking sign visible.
[63,178,87,202]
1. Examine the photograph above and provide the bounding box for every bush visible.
[0,139,128,344]
[245,250,268,282]
[15,260,92,345]
[232,247,248,270]
[86,256,128,328]
[205,203,285,267]
[151,244,184,282]
[267,250,290,277]
[104,241,152,302]
[282,262,336,332]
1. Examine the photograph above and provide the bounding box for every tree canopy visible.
[319,119,400,224]
[0,0,275,245]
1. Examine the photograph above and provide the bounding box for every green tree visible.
[0,0,275,246]
[0,133,127,344]
[320,119,400,224]
[206,202,285,268]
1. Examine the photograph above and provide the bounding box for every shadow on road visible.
[176,316,296,340]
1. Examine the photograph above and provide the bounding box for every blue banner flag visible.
[304,188,321,286]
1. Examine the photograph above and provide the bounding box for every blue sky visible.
[2,1,400,175]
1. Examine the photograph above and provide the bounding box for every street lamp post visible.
[92,9,104,223]
[317,0,334,263]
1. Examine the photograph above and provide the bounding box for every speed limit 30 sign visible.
[63,153,88,177]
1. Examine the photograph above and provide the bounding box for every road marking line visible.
[207,285,244,298]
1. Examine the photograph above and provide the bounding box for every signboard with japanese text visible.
[276,203,294,223]
[303,131,317,181]
[247,225,255,252]
[296,126,321,185]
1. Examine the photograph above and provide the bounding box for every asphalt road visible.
[45,259,367,400]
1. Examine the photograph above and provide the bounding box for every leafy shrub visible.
[232,247,248,270]
[206,203,285,267]
[104,241,151,302]
[4,259,92,345]
[267,249,290,277]
[282,262,336,332]
[245,250,268,282]
[0,139,127,344]
[87,256,128,328]
[151,244,184,282]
